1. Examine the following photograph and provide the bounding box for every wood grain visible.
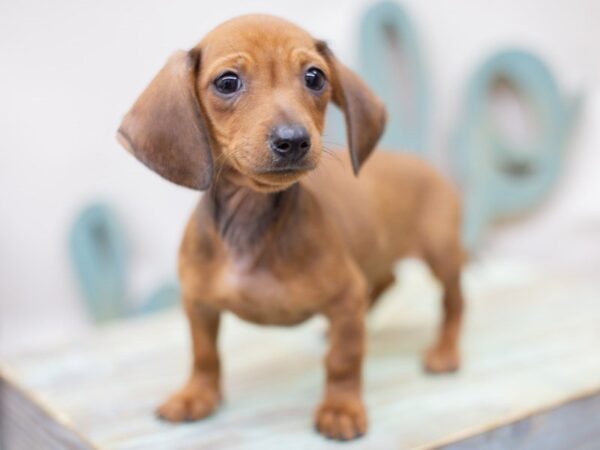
[0,378,94,449]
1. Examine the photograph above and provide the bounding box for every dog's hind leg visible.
[421,241,464,373]
[414,181,465,373]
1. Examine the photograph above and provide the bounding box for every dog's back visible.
[304,150,463,284]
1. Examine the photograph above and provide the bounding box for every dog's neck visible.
[208,173,301,257]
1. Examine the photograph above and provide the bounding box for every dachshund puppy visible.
[118,14,464,441]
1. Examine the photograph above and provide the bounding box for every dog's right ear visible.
[117,50,213,190]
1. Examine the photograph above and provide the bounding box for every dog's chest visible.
[215,259,325,326]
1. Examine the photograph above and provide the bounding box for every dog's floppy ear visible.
[117,50,213,190]
[317,41,387,175]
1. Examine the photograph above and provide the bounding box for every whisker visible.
[212,151,230,187]
[322,139,345,148]
[322,146,344,167]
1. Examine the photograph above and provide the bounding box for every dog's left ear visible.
[317,41,387,175]
[117,50,213,190]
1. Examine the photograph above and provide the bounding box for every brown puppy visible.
[118,14,464,441]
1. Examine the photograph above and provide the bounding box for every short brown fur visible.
[118,14,464,441]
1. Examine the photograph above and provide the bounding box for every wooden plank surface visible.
[1,259,600,449]
[0,378,94,449]
[445,392,600,450]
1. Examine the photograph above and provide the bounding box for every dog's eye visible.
[214,72,242,94]
[304,67,326,91]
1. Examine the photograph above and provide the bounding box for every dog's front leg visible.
[157,302,221,422]
[316,285,368,440]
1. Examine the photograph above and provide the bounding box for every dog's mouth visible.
[255,163,317,176]
[227,148,318,192]
[249,162,317,191]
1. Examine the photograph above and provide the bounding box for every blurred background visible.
[1,0,599,357]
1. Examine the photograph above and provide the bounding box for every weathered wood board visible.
[1,260,600,449]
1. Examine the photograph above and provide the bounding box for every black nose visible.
[269,124,311,160]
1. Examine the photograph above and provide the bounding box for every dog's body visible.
[181,151,461,326]
[118,15,464,441]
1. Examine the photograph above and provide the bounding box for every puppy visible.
[118,14,464,441]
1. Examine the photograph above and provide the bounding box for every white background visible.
[1,0,599,356]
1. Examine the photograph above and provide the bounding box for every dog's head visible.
[117,15,386,192]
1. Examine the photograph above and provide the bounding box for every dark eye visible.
[214,72,242,95]
[304,67,326,91]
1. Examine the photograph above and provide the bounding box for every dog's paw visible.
[423,345,460,374]
[156,383,220,422]
[315,396,367,441]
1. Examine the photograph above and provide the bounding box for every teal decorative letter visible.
[453,49,580,249]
